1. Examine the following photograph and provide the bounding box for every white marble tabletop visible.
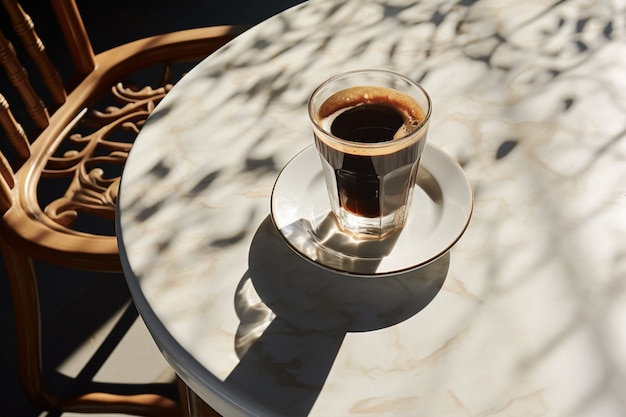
[117,0,626,415]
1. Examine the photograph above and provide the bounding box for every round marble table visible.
[117,0,626,415]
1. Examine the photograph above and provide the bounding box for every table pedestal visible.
[178,378,220,417]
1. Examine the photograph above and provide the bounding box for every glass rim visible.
[307,69,432,150]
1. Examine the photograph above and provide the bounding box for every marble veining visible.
[118,0,626,415]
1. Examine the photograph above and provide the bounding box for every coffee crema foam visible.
[316,86,426,155]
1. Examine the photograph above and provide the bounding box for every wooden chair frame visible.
[0,0,247,414]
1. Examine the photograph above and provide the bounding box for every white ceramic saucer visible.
[270,144,473,276]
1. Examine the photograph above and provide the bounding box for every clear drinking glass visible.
[308,69,432,237]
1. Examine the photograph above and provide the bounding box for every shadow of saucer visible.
[244,216,449,333]
[224,216,449,416]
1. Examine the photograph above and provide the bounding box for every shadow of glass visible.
[224,216,449,416]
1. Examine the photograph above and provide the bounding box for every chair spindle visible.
[0,92,31,161]
[50,0,95,75]
[2,0,67,106]
[0,27,50,131]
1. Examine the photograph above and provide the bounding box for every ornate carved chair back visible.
[0,0,246,414]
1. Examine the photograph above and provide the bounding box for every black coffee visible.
[330,104,404,143]
[315,86,426,218]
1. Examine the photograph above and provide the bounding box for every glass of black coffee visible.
[308,69,432,237]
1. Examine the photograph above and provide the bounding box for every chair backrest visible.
[0,0,91,211]
[0,0,121,272]
[0,0,247,270]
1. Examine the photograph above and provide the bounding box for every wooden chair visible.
[0,0,247,414]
